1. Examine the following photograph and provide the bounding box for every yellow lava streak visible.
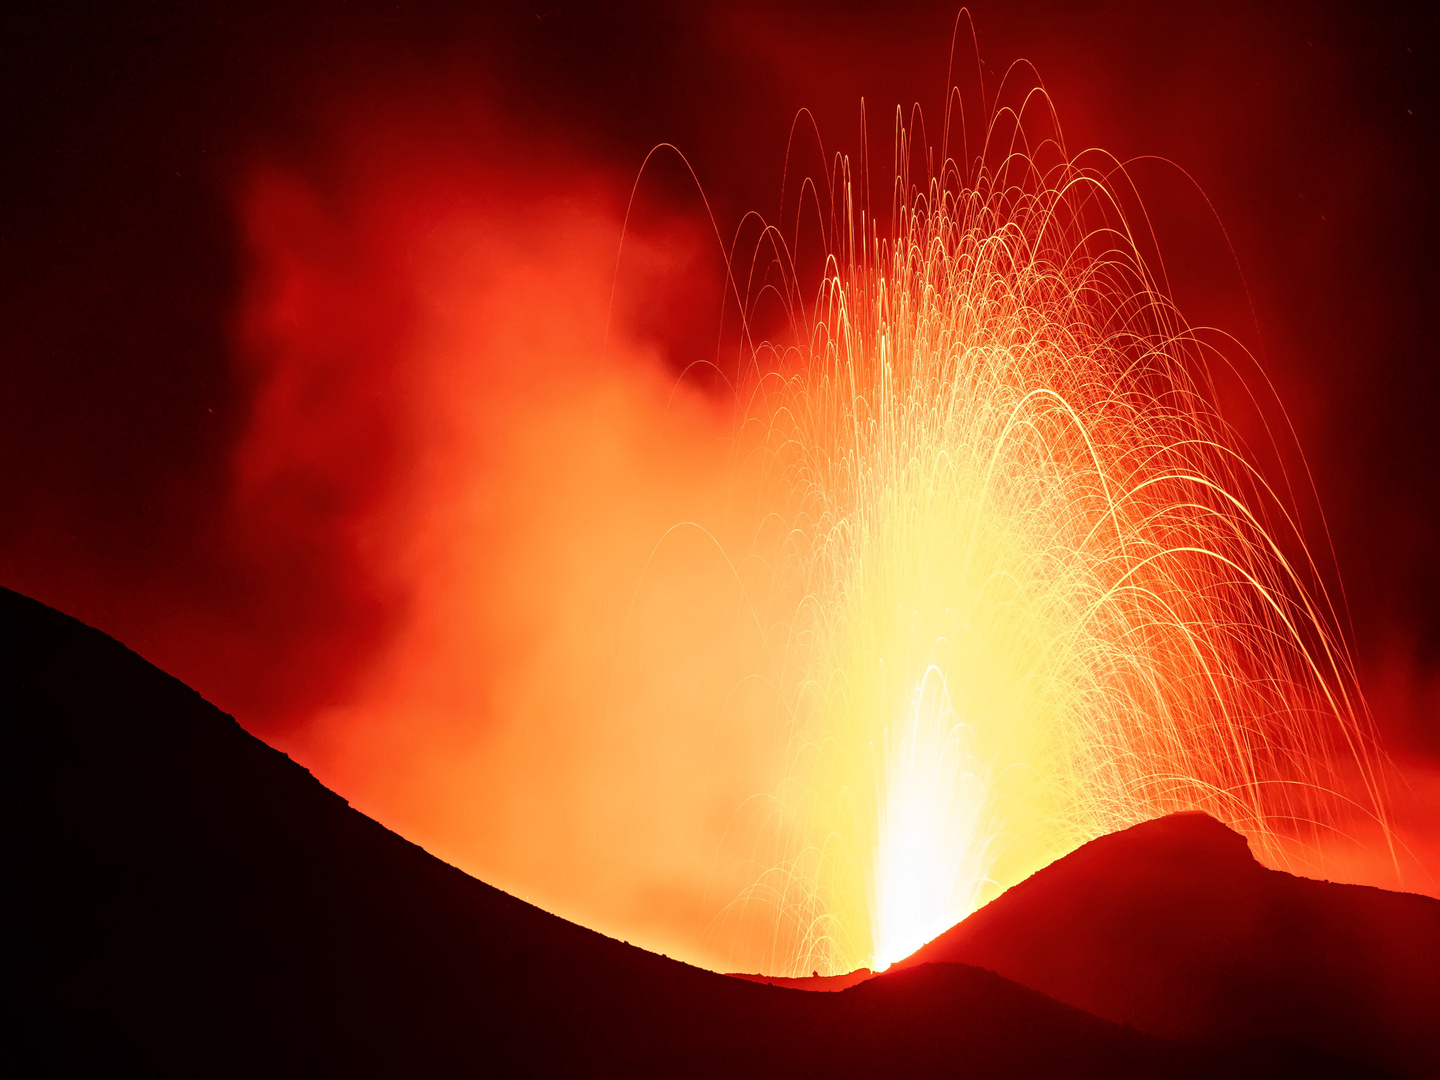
[724,100,1389,977]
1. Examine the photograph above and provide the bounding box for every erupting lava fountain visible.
[700,84,1392,977]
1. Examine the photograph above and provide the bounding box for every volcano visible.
[894,811,1440,1076]
[4,585,1432,1077]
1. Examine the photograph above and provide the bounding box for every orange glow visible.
[232,79,1393,978]
[234,114,778,970]
[713,94,1393,975]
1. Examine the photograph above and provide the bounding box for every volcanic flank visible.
[896,813,1440,1077]
[4,585,1431,1077]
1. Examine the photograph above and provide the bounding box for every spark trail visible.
[714,92,1390,977]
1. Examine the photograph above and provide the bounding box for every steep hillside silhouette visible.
[900,812,1440,1078]
[0,586,1383,1076]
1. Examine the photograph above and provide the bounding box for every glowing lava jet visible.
[718,98,1391,977]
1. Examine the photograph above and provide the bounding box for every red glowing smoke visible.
[226,97,792,968]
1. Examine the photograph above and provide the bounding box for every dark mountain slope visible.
[1,586,1370,1076]
[900,812,1440,1078]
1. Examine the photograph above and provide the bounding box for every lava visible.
[709,91,1391,975]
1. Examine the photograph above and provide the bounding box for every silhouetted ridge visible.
[0,586,1391,1077]
[901,811,1440,1077]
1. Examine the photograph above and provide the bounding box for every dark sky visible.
[0,0,1436,763]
